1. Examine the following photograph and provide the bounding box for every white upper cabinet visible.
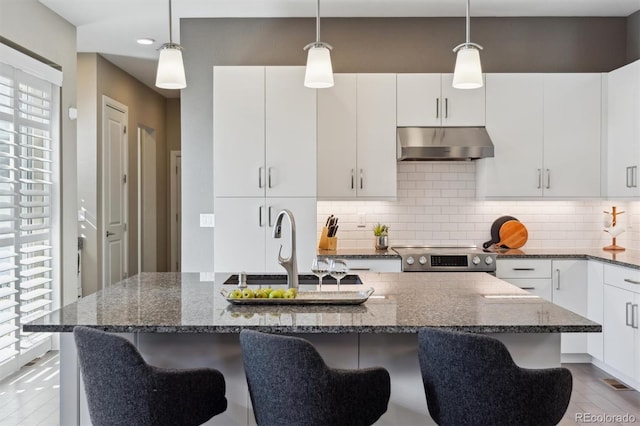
[543,73,602,198]
[214,66,316,198]
[397,73,485,127]
[213,66,265,197]
[318,73,397,199]
[477,74,544,197]
[477,73,602,198]
[607,60,640,198]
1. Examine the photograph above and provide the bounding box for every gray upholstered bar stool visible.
[239,329,391,426]
[417,328,573,426]
[73,326,227,426]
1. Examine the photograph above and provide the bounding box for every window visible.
[0,46,60,379]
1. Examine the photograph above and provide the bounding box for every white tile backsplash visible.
[318,162,640,250]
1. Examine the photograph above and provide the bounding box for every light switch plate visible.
[200,213,215,228]
[357,213,366,227]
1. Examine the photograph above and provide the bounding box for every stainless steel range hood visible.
[396,127,495,161]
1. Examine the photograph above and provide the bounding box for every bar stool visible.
[239,329,391,426]
[73,326,227,426]
[417,328,572,426]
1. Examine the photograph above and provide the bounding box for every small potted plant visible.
[373,223,389,250]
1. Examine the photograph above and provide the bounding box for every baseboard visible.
[561,353,592,363]
[591,358,640,392]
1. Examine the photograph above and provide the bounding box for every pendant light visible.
[452,0,483,89]
[304,0,334,88]
[155,0,187,89]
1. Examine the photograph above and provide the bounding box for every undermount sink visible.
[223,274,363,286]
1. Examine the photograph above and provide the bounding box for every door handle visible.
[258,167,263,189]
[513,268,535,271]
[258,205,264,227]
[626,302,633,327]
[106,231,115,237]
[546,169,551,190]
[626,166,631,188]
[633,304,639,329]
[520,287,535,290]
[537,169,542,189]
[360,169,364,190]
[444,98,448,119]
[351,169,355,190]
[555,268,560,290]
[268,206,272,227]
[623,278,640,285]
[268,167,273,188]
[633,166,638,188]
[436,98,439,119]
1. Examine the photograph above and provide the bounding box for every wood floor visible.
[0,352,638,425]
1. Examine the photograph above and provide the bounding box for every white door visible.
[139,127,157,273]
[552,260,588,354]
[603,284,637,379]
[477,74,544,197]
[317,74,358,199]
[265,67,317,197]
[103,101,128,287]
[213,66,265,197]
[356,74,397,198]
[214,197,266,273]
[441,73,486,126]
[543,74,601,198]
[396,74,441,126]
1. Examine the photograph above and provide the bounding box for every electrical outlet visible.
[200,214,215,228]
[357,213,366,227]
[77,210,86,222]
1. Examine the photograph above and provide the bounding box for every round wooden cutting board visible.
[496,220,528,249]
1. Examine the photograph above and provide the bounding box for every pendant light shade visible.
[304,44,334,88]
[156,43,186,89]
[304,0,334,89]
[452,0,483,89]
[155,0,186,90]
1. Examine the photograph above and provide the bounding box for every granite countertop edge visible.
[23,324,601,334]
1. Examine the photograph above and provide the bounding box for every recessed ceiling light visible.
[137,38,155,45]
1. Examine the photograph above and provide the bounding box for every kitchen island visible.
[25,272,600,426]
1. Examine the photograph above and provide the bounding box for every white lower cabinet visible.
[603,265,640,387]
[342,258,401,273]
[497,258,589,357]
[214,197,317,274]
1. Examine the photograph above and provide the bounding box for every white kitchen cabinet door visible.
[214,197,266,273]
[607,60,640,198]
[317,74,358,199]
[477,74,544,197]
[396,74,441,126]
[552,260,588,354]
[543,74,602,198]
[264,198,317,274]
[265,67,317,198]
[587,261,604,361]
[356,74,397,198]
[603,284,638,381]
[441,74,485,126]
[213,66,265,197]
[396,74,485,127]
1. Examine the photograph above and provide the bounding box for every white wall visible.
[318,162,640,250]
[0,0,78,306]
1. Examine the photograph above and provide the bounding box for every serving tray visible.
[220,288,374,305]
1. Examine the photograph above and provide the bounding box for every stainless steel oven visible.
[391,245,496,273]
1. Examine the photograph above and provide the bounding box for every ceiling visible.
[38,0,640,98]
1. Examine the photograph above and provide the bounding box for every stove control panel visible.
[400,252,497,272]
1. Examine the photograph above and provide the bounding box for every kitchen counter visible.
[29,271,599,426]
[317,247,401,259]
[23,271,599,334]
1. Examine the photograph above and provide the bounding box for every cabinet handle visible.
[268,167,273,188]
[624,278,640,285]
[537,169,542,189]
[633,304,639,329]
[513,268,535,271]
[546,169,551,189]
[258,167,263,188]
[634,166,638,188]
[555,268,560,290]
[258,205,264,227]
[626,302,633,327]
[445,98,448,119]
[626,166,632,188]
[351,169,355,190]
[360,169,364,189]
[436,98,439,118]
[350,267,371,271]
[268,206,272,227]
[520,287,535,290]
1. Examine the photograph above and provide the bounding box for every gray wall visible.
[629,10,640,62]
[181,16,631,272]
[0,0,78,306]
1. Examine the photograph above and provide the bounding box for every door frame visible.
[137,126,158,274]
[101,95,129,288]
[170,150,181,271]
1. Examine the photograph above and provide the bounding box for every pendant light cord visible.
[315,0,320,44]
[168,0,174,44]
[465,0,470,44]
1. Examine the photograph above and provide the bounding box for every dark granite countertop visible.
[317,248,401,259]
[24,272,600,334]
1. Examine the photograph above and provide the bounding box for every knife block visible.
[318,226,337,250]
